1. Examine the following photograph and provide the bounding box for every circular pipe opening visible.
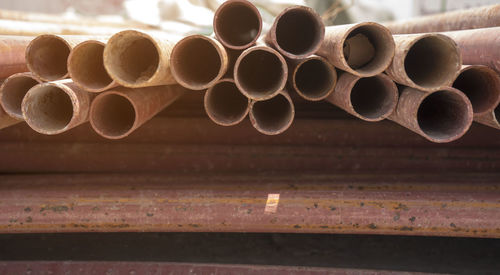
[171,36,223,89]
[294,58,336,100]
[69,42,113,91]
[214,1,261,49]
[23,85,73,133]
[275,7,323,57]
[26,36,70,81]
[452,66,500,114]
[1,75,39,118]
[235,48,286,100]
[251,93,294,135]
[417,90,471,141]
[205,80,249,126]
[404,36,461,89]
[91,93,136,138]
[104,32,160,85]
[343,24,395,75]
[350,76,397,120]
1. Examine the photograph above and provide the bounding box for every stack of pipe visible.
[0,2,499,142]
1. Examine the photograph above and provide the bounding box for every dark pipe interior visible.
[295,59,335,99]
[452,67,500,114]
[237,50,284,98]
[70,43,113,90]
[350,76,395,119]
[215,2,260,47]
[1,76,39,117]
[206,81,248,124]
[418,90,470,140]
[92,94,136,137]
[27,37,70,80]
[405,36,460,89]
[275,8,322,56]
[24,86,73,132]
[252,94,293,133]
[495,104,500,122]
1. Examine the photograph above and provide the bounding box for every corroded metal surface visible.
[204,78,250,126]
[288,55,336,101]
[249,90,294,135]
[0,72,41,119]
[0,35,31,79]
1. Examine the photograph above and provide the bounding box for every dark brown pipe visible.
[389,87,473,143]
[265,5,324,59]
[22,80,93,135]
[385,4,500,34]
[25,34,96,81]
[386,33,462,92]
[171,35,228,90]
[326,73,398,121]
[0,72,42,120]
[213,0,262,50]
[204,78,250,126]
[90,85,185,139]
[249,90,294,135]
[234,45,287,101]
[289,55,336,101]
[68,40,117,93]
[475,103,500,130]
[452,65,500,116]
[317,22,394,77]
[0,35,31,79]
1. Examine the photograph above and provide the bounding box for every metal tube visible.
[204,78,250,126]
[22,80,93,135]
[103,30,176,88]
[475,103,500,130]
[90,85,185,139]
[170,35,228,90]
[452,65,500,115]
[318,22,395,77]
[249,90,294,135]
[0,72,42,120]
[0,35,31,79]
[265,5,324,59]
[234,45,287,101]
[68,40,117,93]
[389,87,473,143]
[326,73,398,121]
[289,55,336,101]
[213,0,262,50]
[384,4,500,34]
[386,33,462,92]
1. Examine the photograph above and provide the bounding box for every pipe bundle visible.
[0,1,499,142]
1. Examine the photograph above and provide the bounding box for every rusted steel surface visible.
[249,90,294,135]
[385,4,500,34]
[0,173,498,237]
[326,73,397,121]
[265,5,324,60]
[389,87,473,143]
[318,22,394,77]
[288,55,336,101]
[475,104,500,130]
[204,78,250,126]
[214,0,262,50]
[0,261,410,275]
[0,72,41,119]
[0,35,31,79]
[103,30,177,88]
[443,27,500,74]
[22,79,93,135]
[171,35,228,90]
[0,100,19,130]
[68,40,118,93]
[90,85,185,139]
[386,34,462,92]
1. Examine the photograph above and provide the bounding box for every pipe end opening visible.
[453,67,500,114]
[215,1,261,48]
[251,93,294,135]
[69,42,113,91]
[294,58,336,100]
[350,76,397,120]
[27,36,70,81]
[91,93,136,138]
[1,76,39,118]
[205,80,249,125]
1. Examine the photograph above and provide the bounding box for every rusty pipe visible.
[249,90,294,135]
[26,34,104,82]
[103,30,177,88]
[385,4,500,34]
[22,80,93,135]
[213,0,262,50]
[171,35,228,90]
[90,85,185,139]
[0,35,31,79]
[386,33,462,92]
[475,103,500,130]
[317,22,395,77]
[204,78,250,126]
[0,72,41,120]
[68,40,117,93]
[289,55,336,101]
[389,87,473,143]
[265,5,324,59]
[452,65,500,116]
[234,45,287,101]
[326,73,398,122]
[0,86,19,130]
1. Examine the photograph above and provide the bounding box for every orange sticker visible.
[264,193,280,213]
